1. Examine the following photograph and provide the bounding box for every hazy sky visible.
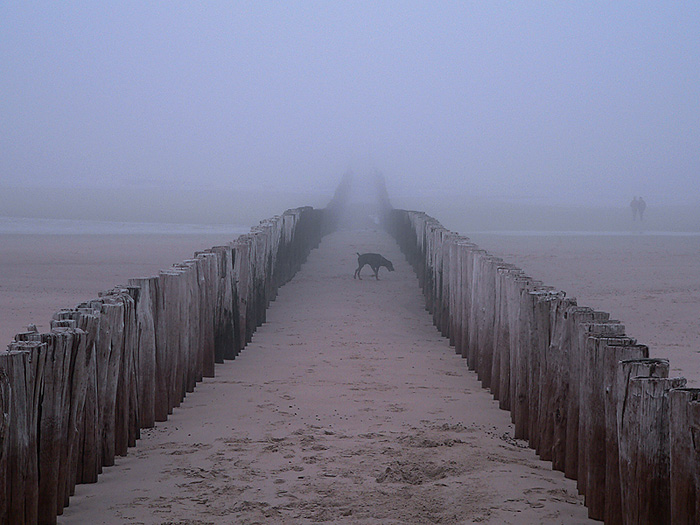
[2,2,699,206]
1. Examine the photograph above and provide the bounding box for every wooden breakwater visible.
[386,208,700,524]
[0,200,344,524]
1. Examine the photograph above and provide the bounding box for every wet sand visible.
[55,229,592,523]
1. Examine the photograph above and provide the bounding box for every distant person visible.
[630,197,639,221]
[638,197,646,220]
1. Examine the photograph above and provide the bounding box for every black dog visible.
[354,252,394,280]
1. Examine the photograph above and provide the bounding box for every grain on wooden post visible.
[63,311,97,496]
[602,340,647,524]
[616,358,669,524]
[94,297,126,466]
[158,270,183,415]
[619,374,685,524]
[175,261,199,394]
[209,245,237,360]
[563,307,606,481]
[233,236,253,348]
[527,288,556,455]
[127,277,158,428]
[456,242,476,360]
[576,318,624,497]
[5,342,46,525]
[495,267,523,411]
[513,285,537,440]
[506,274,531,425]
[491,262,517,403]
[75,307,101,484]
[438,232,454,339]
[466,248,488,371]
[476,256,501,390]
[105,291,136,457]
[534,291,566,462]
[54,327,90,515]
[0,355,11,524]
[690,401,700,521]
[546,297,576,471]
[669,388,700,525]
[36,329,74,524]
[193,252,218,377]
[458,242,475,361]
[579,333,631,520]
[447,238,462,349]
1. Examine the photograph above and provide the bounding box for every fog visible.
[2,2,699,229]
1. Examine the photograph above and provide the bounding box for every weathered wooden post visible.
[534,290,566,462]
[208,245,237,360]
[669,388,700,525]
[601,340,648,524]
[617,358,683,524]
[495,267,524,411]
[455,241,475,360]
[490,262,517,403]
[93,296,125,467]
[127,276,158,428]
[545,296,577,472]
[116,290,138,454]
[466,248,488,371]
[36,329,77,524]
[576,319,624,497]
[194,252,218,377]
[74,308,101,485]
[580,333,634,520]
[0,358,8,524]
[476,255,501,390]
[564,307,610,481]
[4,341,45,525]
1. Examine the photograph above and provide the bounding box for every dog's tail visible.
[356,252,360,257]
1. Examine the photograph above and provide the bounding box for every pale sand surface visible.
[55,229,592,524]
[0,233,239,346]
[467,233,700,386]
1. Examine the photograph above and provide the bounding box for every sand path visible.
[59,229,591,524]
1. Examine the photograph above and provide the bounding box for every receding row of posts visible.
[386,208,700,524]
[0,205,334,525]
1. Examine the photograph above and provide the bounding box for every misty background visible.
[2,2,699,232]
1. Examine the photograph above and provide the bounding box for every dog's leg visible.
[355,264,363,280]
[373,265,380,280]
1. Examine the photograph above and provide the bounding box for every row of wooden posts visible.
[386,208,699,524]
[0,205,334,525]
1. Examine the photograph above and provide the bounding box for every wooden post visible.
[602,341,648,524]
[534,290,566,462]
[616,358,671,524]
[476,256,501,390]
[564,308,610,481]
[36,329,74,524]
[0,354,11,524]
[4,342,46,525]
[576,319,624,496]
[669,388,700,525]
[543,295,577,472]
[127,277,158,428]
[618,373,685,524]
[75,308,101,484]
[94,297,126,466]
[579,334,635,520]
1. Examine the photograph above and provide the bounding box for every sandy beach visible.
[1,225,698,522]
[54,228,591,523]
